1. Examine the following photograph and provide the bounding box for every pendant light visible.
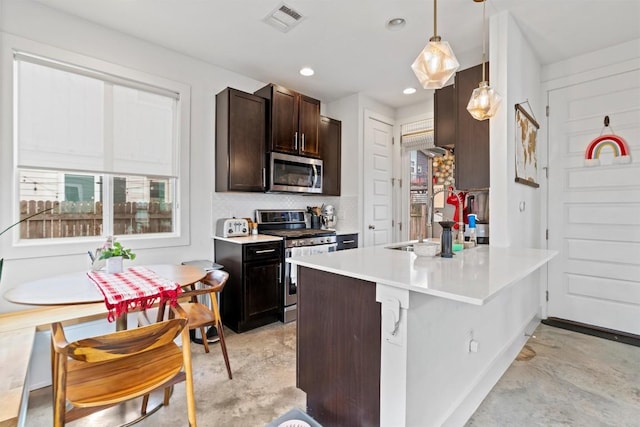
[411,0,460,89]
[466,0,502,120]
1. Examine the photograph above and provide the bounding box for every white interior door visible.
[547,68,640,334]
[363,110,394,247]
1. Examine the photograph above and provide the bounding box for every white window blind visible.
[401,118,435,152]
[15,53,179,177]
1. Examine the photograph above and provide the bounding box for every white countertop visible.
[213,234,283,244]
[331,229,359,236]
[287,244,557,305]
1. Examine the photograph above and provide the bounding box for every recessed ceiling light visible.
[386,18,406,31]
[300,67,314,76]
[403,87,417,95]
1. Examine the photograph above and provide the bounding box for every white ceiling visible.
[34,0,640,109]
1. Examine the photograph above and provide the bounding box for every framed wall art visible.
[514,102,540,188]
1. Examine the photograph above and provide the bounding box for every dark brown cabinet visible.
[434,83,455,148]
[455,64,490,190]
[319,116,341,196]
[337,233,358,250]
[215,88,266,192]
[215,239,282,333]
[433,64,490,190]
[255,84,321,158]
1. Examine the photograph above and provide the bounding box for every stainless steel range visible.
[256,209,337,323]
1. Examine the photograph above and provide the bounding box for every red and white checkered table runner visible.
[87,266,182,322]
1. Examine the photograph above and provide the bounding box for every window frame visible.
[1,34,191,260]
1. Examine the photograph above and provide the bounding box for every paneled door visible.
[547,68,640,334]
[363,110,394,247]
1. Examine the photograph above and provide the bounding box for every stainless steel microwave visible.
[269,152,323,194]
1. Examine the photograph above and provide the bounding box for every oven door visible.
[285,243,337,307]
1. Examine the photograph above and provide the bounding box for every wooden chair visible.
[50,304,196,427]
[140,269,232,379]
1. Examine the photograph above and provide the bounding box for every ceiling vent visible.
[263,3,305,33]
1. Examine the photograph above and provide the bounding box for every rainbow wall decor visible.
[584,134,631,166]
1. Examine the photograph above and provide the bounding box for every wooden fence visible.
[410,204,428,240]
[19,200,173,239]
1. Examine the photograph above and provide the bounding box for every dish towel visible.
[87,266,182,322]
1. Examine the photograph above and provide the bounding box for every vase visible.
[106,256,123,274]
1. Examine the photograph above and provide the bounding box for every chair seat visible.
[141,303,215,330]
[66,343,183,407]
[181,302,216,329]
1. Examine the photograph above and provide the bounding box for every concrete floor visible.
[25,322,640,426]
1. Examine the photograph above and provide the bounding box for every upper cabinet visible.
[434,64,490,190]
[319,116,341,196]
[255,84,321,158]
[434,84,455,148]
[215,87,267,192]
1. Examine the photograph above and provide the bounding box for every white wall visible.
[490,11,544,249]
[0,0,359,313]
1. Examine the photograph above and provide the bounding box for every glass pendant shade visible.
[466,81,502,120]
[411,37,460,89]
[467,0,501,120]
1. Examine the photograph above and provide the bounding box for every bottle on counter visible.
[467,214,478,247]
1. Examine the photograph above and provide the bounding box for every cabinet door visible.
[215,88,266,192]
[455,64,490,190]
[244,259,280,322]
[271,86,299,154]
[320,116,341,196]
[299,95,321,157]
[434,84,455,148]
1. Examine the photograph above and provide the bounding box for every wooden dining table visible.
[4,264,206,330]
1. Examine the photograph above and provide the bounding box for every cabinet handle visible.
[294,132,298,150]
[262,167,266,188]
[277,263,282,283]
[342,240,355,244]
[255,249,276,254]
[301,133,305,151]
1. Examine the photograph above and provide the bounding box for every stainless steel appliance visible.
[256,209,337,322]
[216,218,249,237]
[269,152,323,194]
[321,204,337,229]
[464,191,489,244]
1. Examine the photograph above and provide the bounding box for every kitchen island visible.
[288,244,557,427]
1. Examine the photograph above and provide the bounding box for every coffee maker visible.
[321,205,337,229]
[464,191,489,244]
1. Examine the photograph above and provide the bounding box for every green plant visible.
[98,241,136,260]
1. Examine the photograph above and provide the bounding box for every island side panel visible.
[297,266,381,427]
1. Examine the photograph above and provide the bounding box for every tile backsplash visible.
[211,193,358,235]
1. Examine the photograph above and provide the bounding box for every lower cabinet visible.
[215,239,282,333]
[337,233,358,250]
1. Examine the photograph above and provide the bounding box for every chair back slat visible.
[58,317,187,363]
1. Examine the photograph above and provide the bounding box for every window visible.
[14,52,182,242]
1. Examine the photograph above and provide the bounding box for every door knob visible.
[368,225,376,230]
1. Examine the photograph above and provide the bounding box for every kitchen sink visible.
[386,244,415,252]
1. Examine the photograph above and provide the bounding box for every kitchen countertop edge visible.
[287,244,558,305]
[213,235,283,244]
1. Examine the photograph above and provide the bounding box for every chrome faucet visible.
[428,187,465,242]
